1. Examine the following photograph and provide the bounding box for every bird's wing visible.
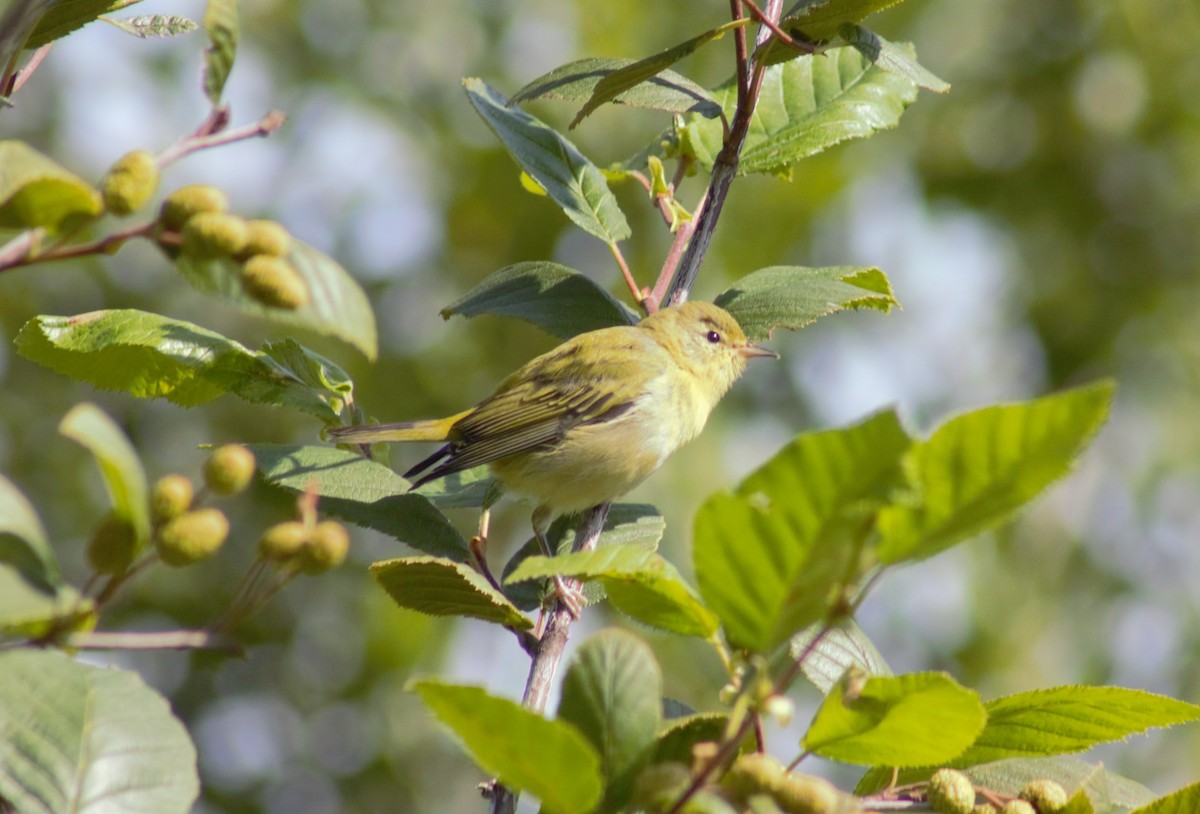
[407,329,660,485]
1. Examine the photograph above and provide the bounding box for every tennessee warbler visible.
[329,300,776,551]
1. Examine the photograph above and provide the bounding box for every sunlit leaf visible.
[0,649,198,814]
[411,680,602,814]
[840,25,949,93]
[1132,783,1200,814]
[792,619,892,695]
[714,265,897,342]
[23,0,139,49]
[0,140,102,232]
[463,77,630,244]
[372,556,532,630]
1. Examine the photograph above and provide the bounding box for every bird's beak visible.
[737,343,779,359]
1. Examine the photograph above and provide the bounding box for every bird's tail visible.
[327,410,471,445]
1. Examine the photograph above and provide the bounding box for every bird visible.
[328,300,776,606]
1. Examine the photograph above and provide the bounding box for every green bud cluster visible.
[258,519,350,574]
[155,508,229,567]
[159,186,307,310]
[88,513,138,574]
[928,769,977,814]
[101,150,160,216]
[203,444,256,495]
[721,754,840,814]
[1019,779,1069,814]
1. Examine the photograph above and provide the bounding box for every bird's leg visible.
[469,507,503,593]
[532,506,584,619]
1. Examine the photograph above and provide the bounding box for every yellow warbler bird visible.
[328,300,776,551]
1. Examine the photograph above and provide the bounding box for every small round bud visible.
[101,150,159,216]
[155,508,229,566]
[159,184,228,230]
[259,520,309,561]
[88,513,138,574]
[203,444,256,495]
[1001,802,1036,814]
[721,753,785,804]
[763,695,795,726]
[241,254,309,309]
[973,805,999,814]
[239,220,291,258]
[300,521,350,574]
[1019,779,1068,814]
[775,773,840,814]
[928,769,976,814]
[181,212,250,257]
[150,474,194,524]
[631,762,692,812]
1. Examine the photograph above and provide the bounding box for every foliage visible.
[0,1,1197,813]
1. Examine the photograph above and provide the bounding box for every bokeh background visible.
[3,0,1199,811]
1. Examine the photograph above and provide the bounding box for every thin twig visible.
[740,0,814,53]
[64,629,244,655]
[648,189,706,310]
[608,241,643,306]
[156,109,286,169]
[488,503,612,814]
[0,221,156,273]
[7,43,51,96]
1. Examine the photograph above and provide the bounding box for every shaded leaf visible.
[23,0,138,49]
[173,239,379,360]
[680,46,918,175]
[0,472,60,590]
[102,13,198,38]
[512,56,721,121]
[558,629,662,810]
[463,77,630,244]
[202,0,237,105]
[16,310,349,421]
[0,649,199,814]
[0,140,102,231]
[652,713,733,765]
[778,0,904,43]
[802,671,986,766]
[877,381,1115,564]
[791,619,892,695]
[694,410,911,653]
[411,680,602,814]
[840,25,949,93]
[566,23,741,127]
[0,566,86,637]
[966,758,1155,810]
[953,686,1200,767]
[714,265,897,342]
[507,546,718,638]
[441,261,638,339]
[59,403,150,550]
[371,556,532,630]
[251,444,469,559]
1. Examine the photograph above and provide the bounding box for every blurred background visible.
[2,0,1199,811]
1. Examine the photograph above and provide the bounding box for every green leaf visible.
[778,0,904,43]
[101,13,197,38]
[0,0,53,67]
[565,23,742,128]
[23,0,140,49]
[508,546,719,638]
[558,629,662,810]
[694,409,911,653]
[680,46,919,176]
[173,238,379,360]
[714,265,897,342]
[839,25,950,93]
[953,686,1200,767]
[250,444,470,560]
[877,381,1116,564]
[791,619,892,695]
[0,140,102,231]
[1132,783,1200,814]
[802,671,986,766]
[202,0,237,105]
[512,56,721,121]
[0,473,61,591]
[652,713,733,765]
[15,310,349,421]
[0,649,199,814]
[59,402,150,550]
[0,566,86,637]
[463,77,631,244]
[441,261,639,339]
[411,680,602,814]
[371,556,532,630]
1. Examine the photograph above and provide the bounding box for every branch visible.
[64,629,243,655]
[488,502,612,814]
[156,108,286,169]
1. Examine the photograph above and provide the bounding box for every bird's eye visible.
[705,330,721,344]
